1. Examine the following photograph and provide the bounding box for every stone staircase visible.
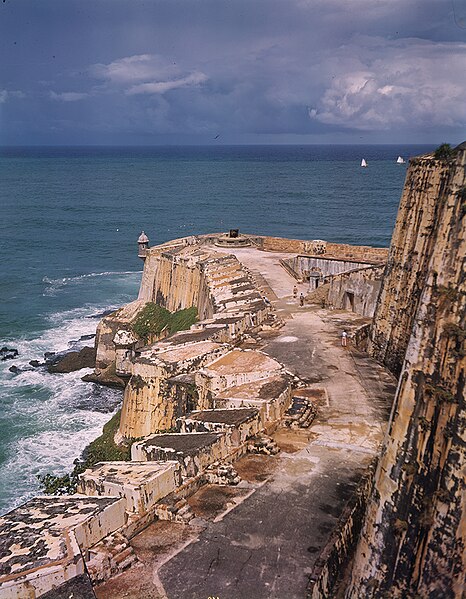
[247,434,280,455]
[87,531,139,585]
[285,395,317,428]
[249,269,278,302]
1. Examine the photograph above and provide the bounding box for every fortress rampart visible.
[347,144,466,598]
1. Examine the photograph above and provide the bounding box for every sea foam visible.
[0,303,124,515]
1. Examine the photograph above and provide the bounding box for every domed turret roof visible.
[138,231,149,243]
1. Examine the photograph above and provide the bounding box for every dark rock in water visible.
[82,365,126,389]
[75,385,122,413]
[29,360,45,368]
[1,347,19,361]
[69,333,97,348]
[44,351,56,360]
[80,334,96,341]
[86,309,114,319]
[8,365,20,374]
[47,346,96,374]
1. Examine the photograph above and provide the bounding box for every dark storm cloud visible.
[0,0,465,144]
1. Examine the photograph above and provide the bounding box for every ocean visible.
[0,144,434,514]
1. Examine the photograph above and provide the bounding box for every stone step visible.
[247,435,280,455]
[86,531,139,585]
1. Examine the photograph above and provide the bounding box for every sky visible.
[0,0,465,145]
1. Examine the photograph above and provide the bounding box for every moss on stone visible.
[132,303,198,342]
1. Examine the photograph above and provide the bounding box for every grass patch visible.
[434,143,456,161]
[38,410,132,495]
[132,303,198,342]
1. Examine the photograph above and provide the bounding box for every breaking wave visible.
[42,270,142,296]
[0,299,134,514]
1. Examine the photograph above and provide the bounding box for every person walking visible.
[293,285,298,299]
[341,330,348,347]
[299,293,305,307]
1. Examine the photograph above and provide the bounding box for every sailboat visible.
[396,156,406,164]
[361,158,368,167]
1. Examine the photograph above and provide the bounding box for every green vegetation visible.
[434,143,455,161]
[132,303,198,342]
[38,410,132,495]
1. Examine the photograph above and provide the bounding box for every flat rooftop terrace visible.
[137,432,222,456]
[0,496,119,577]
[215,375,290,402]
[203,349,282,375]
[186,408,258,426]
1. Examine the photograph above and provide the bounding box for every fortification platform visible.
[78,461,182,514]
[131,432,230,478]
[180,408,262,445]
[0,496,126,598]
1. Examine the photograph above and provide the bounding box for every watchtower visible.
[138,231,149,260]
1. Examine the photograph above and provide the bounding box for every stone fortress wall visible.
[346,144,466,598]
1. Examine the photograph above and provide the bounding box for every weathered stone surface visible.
[78,461,181,514]
[94,300,146,369]
[119,341,229,438]
[368,147,465,376]
[0,496,125,598]
[40,574,96,599]
[327,264,385,317]
[196,349,286,410]
[131,432,229,478]
[347,145,466,598]
[180,408,262,446]
[213,374,292,427]
[47,346,96,373]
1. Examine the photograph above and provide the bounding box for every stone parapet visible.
[179,407,261,446]
[195,349,286,409]
[214,373,292,427]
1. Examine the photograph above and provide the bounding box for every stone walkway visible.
[96,249,396,599]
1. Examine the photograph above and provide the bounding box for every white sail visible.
[361,158,367,167]
[397,156,405,163]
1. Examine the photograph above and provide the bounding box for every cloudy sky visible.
[1,0,465,145]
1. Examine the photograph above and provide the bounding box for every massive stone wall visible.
[327,265,385,317]
[252,234,388,263]
[347,144,466,598]
[138,246,212,318]
[368,147,465,376]
[119,247,270,439]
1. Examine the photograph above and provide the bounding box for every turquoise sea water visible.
[0,144,433,514]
